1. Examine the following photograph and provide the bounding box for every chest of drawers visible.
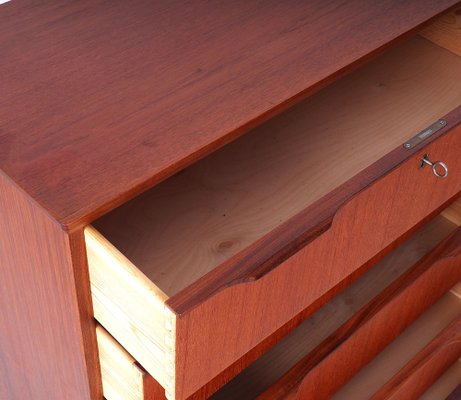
[1,1,461,399]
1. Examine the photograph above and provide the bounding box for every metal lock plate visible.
[403,119,447,149]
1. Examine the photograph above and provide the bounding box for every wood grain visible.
[88,125,461,399]
[421,361,461,400]
[171,120,461,399]
[97,325,144,400]
[335,294,461,400]
[369,315,461,400]
[85,32,459,396]
[94,37,461,297]
[96,325,166,400]
[212,214,458,399]
[1,3,460,400]
[69,229,104,400]
[256,216,461,399]
[421,8,461,56]
[85,227,175,397]
[0,0,457,229]
[0,173,101,399]
[186,253,395,400]
[88,84,461,400]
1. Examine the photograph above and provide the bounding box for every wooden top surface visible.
[0,0,458,228]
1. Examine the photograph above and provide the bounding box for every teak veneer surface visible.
[257,205,461,400]
[370,316,461,400]
[0,0,458,228]
[334,294,461,400]
[421,361,461,400]
[95,36,461,297]
[0,173,101,399]
[212,214,459,399]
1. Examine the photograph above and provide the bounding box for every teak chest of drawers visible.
[2,1,461,400]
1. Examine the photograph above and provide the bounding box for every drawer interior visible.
[334,289,461,399]
[210,199,461,399]
[91,24,461,298]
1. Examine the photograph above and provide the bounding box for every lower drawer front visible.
[422,361,461,400]
[210,199,461,400]
[335,292,461,400]
[96,325,165,400]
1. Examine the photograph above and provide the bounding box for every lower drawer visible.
[210,198,461,399]
[96,325,165,400]
[335,292,461,400]
[422,360,461,400]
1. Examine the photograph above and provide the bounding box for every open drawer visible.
[86,11,461,400]
[210,198,461,399]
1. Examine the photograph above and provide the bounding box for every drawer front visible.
[172,121,461,399]
[422,363,461,400]
[370,316,461,400]
[96,325,165,400]
[257,221,461,399]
